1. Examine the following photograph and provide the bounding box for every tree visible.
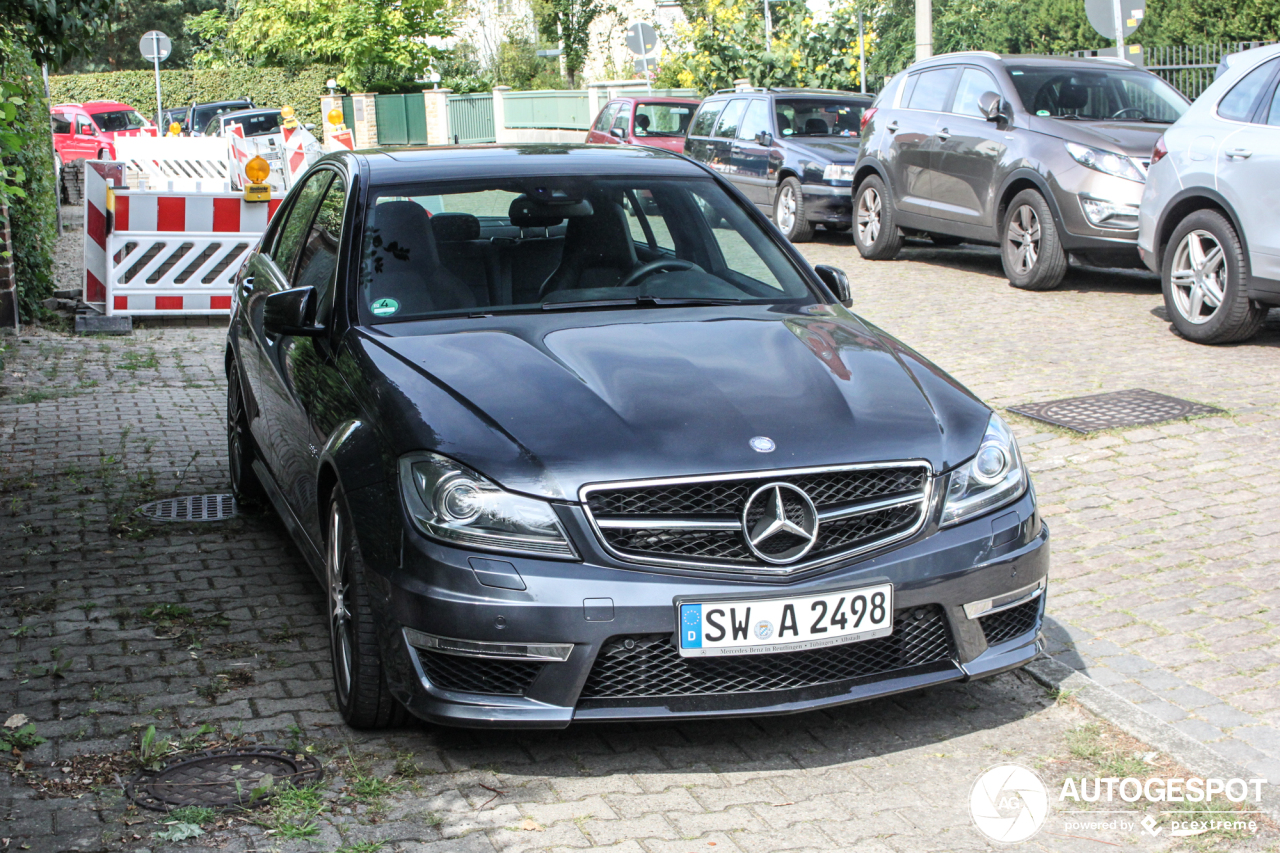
[60,0,228,73]
[537,0,606,86]
[1,0,113,68]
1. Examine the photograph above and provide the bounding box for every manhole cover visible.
[127,746,323,811]
[136,494,236,522]
[1008,389,1223,433]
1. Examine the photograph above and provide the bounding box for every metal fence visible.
[504,90,592,130]
[1142,42,1273,99]
[447,93,496,144]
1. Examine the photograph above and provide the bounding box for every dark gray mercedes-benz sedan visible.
[226,144,1049,729]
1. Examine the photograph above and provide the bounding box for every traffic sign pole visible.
[1112,0,1126,54]
[152,33,164,130]
[139,31,172,131]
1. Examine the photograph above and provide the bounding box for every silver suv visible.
[1138,43,1280,343]
[854,52,1189,290]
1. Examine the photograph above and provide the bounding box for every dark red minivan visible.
[585,96,701,153]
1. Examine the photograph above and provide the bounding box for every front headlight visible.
[941,414,1028,527]
[398,452,577,559]
[1064,141,1145,183]
[823,164,857,182]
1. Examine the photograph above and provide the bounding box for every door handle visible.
[240,276,254,297]
[1227,148,1252,159]
[886,121,899,132]
[936,128,951,140]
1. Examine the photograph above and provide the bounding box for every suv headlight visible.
[941,414,1028,527]
[1064,141,1145,183]
[823,164,857,182]
[398,452,577,559]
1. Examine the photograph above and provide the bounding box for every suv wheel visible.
[227,364,266,506]
[327,489,409,729]
[1002,189,1067,290]
[1162,210,1265,344]
[774,177,815,242]
[853,175,904,260]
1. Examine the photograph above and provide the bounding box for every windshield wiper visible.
[542,295,743,311]
[1049,114,1088,120]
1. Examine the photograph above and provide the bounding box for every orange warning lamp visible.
[167,122,181,136]
[280,104,298,129]
[327,108,344,127]
[243,155,272,202]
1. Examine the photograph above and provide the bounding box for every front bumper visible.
[1048,163,1147,267]
[374,489,1048,728]
[801,182,854,224]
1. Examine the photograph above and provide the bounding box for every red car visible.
[585,96,701,153]
[50,101,156,167]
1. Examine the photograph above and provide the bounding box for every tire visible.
[1161,209,1265,344]
[227,363,267,507]
[774,177,816,242]
[930,234,964,247]
[326,489,410,729]
[1001,189,1067,291]
[97,148,109,161]
[853,175,904,260]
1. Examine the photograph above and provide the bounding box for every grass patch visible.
[337,843,384,853]
[260,783,326,839]
[1066,724,1149,778]
[166,805,216,826]
[117,349,159,371]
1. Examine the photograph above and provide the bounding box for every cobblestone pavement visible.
[0,217,1277,852]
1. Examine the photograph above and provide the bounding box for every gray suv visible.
[853,52,1190,290]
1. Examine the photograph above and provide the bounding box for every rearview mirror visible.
[814,265,852,308]
[609,126,626,141]
[978,91,1004,122]
[263,287,324,337]
[755,130,774,146]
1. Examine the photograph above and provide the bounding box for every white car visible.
[1138,43,1280,343]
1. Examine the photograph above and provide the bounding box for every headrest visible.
[431,212,480,242]
[368,200,438,268]
[635,113,650,130]
[804,118,829,135]
[509,195,564,229]
[1058,83,1089,110]
[777,115,791,132]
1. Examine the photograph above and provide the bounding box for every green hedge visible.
[48,65,341,127]
[2,44,57,322]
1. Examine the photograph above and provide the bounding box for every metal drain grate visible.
[127,746,323,811]
[136,494,237,522]
[1007,389,1223,434]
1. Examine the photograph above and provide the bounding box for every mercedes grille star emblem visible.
[749,436,776,453]
[742,483,819,564]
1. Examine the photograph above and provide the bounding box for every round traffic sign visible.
[1084,0,1144,41]
[139,31,172,62]
[625,22,658,57]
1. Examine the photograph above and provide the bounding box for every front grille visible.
[580,605,952,700]
[418,650,542,695]
[979,599,1041,646]
[584,464,930,571]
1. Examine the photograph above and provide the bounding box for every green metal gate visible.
[447,93,495,144]
[373,94,428,146]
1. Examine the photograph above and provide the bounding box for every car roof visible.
[914,51,1152,71]
[362,144,710,184]
[195,100,254,108]
[707,88,872,100]
[55,101,135,113]
[614,96,701,104]
[218,108,282,122]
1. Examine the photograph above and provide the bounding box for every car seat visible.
[538,195,637,298]
[363,200,477,317]
[804,118,830,135]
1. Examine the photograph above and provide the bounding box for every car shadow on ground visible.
[1148,304,1280,348]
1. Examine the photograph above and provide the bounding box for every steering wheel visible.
[1111,107,1146,119]
[617,258,702,289]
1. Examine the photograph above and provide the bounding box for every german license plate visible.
[678,583,893,657]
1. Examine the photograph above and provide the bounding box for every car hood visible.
[356,306,991,501]
[784,136,862,162]
[1031,118,1170,157]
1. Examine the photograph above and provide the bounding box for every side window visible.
[951,68,998,117]
[611,105,631,132]
[293,174,348,315]
[595,102,620,131]
[907,68,958,112]
[51,113,71,134]
[270,172,332,281]
[715,99,748,138]
[1218,58,1279,122]
[76,116,94,135]
[738,99,770,140]
[1267,81,1280,125]
[690,101,725,137]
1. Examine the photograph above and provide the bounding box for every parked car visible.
[184,98,255,136]
[51,101,155,166]
[684,88,873,241]
[585,96,700,153]
[202,107,284,139]
[853,52,1190,290]
[227,143,1048,729]
[1138,43,1280,343]
[162,106,188,131]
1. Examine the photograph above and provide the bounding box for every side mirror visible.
[814,264,852,308]
[609,126,626,141]
[978,91,1005,122]
[263,287,324,337]
[755,130,774,146]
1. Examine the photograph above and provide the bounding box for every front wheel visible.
[853,175,904,260]
[1161,209,1265,344]
[774,177,816,242]
[1001,189,1067,291]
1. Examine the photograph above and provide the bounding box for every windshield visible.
[226,112,281,137]
[1007,66,1188,122]
[633,103,693,137]
[192,103,252,131]
[358,176,818,324]
[91,109,149,132]
[775,99,864,137]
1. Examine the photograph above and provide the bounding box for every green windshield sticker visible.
[371,298,399,317]
[1036,110,1050,116]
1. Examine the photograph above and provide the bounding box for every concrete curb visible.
[1025,656,1280,823]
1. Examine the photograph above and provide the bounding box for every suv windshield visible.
[192,102,253,131]
[775,98,864,137]
[91,109,149,132]
[359,177,817,323]
[1007,65,1188,122]
[633,103,693,137]
[217,111,281,137]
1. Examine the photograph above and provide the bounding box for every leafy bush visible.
[48,65,341,126]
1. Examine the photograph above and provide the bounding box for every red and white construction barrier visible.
[83,161,281,316]
[282,124,321,183]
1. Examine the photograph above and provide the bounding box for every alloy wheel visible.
[1007,204,1041,275]
[327,503,355,704]
[226,377,248,495]
[857,187,882,245]
[777,185,796,232]
[1169,230,1225,325]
